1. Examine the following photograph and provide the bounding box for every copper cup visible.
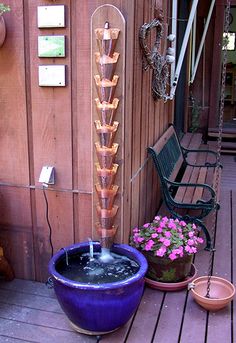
[95,223,118,249]
[95,98,119,126]
[95,52,119,81]
[95,223,118,238]
[94,120,119,148]
[96,204,119,229]
[95,163,119,189]
[95,184,119,209]
[95,28,120,56]
[94,75,119,103]
[95,142,119,169]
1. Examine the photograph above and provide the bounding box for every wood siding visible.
[0,0,173,281]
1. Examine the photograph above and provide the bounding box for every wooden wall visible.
[0,0,173,282]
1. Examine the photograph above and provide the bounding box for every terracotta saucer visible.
[190,276,235,311]
[145,263,197,292]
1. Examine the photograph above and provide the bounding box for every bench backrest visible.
[147,125,184,183]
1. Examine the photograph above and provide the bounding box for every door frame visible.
[208,0,236,129]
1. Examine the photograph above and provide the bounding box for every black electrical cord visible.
[42,185,54,258]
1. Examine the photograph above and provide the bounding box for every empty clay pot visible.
[95,184,119,209]
[94,120,119,148]
[95,98,119,126]
[95,52,120,81]
[95,28,120,56]
[94,75,119,103]
[95,142,119,169]
[95,163,119,189]
[190,276,235,311]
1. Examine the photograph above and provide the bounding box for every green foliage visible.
[0,3,11,16]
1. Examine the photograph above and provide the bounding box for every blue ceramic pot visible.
[48,242,148,335]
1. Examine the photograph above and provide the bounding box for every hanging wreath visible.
[139,18,169,101]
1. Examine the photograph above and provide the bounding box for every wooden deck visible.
[0,154,235,343]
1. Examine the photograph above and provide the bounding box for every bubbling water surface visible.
[57,252,140,284]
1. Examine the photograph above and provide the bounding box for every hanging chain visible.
[205,0,231,298]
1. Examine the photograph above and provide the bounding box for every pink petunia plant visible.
[131,216,204,261]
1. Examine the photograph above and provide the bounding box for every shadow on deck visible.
[0,154,235,343]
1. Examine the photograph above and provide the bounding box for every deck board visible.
[152,291,187,343]
[0,154,235,342]
[125,288,164,343]
[0,318,93,343]
[0,288,63,313]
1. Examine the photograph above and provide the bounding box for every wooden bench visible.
[147,125,222,250]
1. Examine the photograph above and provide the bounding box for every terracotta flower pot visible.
[142,252,193,283]
[0,16,6,48]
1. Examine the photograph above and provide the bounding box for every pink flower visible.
[197,237,204,243]
[154,216,161,221]
[185,245,191,253]
[156,246,166,257]
[163,239,171,247]
[188,231,194,238]
[143,223,150,228]
[168,222,176,229]
[169,253,177,260]
[165,231,172,238]
[144,239,154,251]
[156,227,163,233]
[179,221,186,227]
[185,245,196,254]
[151,233,158,238]
[187,239,194,246]
[137,237,144,243]
[172,247,183,255]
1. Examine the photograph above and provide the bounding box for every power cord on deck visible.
[42,185,54,258]
[42,185,55,289]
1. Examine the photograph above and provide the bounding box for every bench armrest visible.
[181,147,221,168]
[164,178,218,206]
